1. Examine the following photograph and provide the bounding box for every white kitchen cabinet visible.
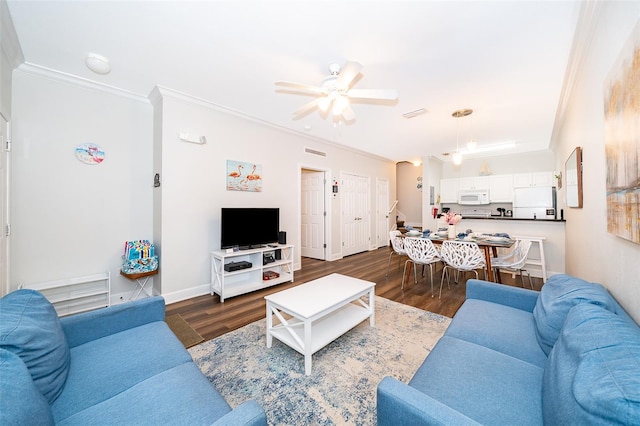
[513,172,555,188]
[440,178,459,203]
[458,176,490,191]
[489,174,514,202]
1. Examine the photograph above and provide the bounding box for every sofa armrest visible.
[466,279,539,312]
[211,400,267,426]
[61,296,166,348]
[377,377,480,426]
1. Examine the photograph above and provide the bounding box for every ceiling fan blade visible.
[335,61,363,90]
[341,105,356,121]
[275,81,325,95]
[292,98,323,117]
[347,89,398,100]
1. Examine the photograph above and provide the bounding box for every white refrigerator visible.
[513,187,556,219]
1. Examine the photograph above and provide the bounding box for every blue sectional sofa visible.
[0,290,266,425]
[377,274,640,425]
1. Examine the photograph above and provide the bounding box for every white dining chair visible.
[386,230,409,282]
[491,239,534,289]
[439,240,487,298]
[403,237,442,297]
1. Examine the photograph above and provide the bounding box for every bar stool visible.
[512,235,547,283]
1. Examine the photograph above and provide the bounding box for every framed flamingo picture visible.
[226,160,262,192]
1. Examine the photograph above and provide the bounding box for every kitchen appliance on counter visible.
[513,187,556,219]
[460,208,492,218]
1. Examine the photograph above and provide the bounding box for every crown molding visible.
[16,62,149,103]
[1,0,25,68]
[550,0,603,149]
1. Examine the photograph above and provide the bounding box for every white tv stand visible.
[210,244,294,302]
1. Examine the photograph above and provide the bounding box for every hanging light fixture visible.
[451,108,473,165]
[467,112,477,151]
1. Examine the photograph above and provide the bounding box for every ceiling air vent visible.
[304,147,327,157]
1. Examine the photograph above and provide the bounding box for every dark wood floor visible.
[166,246,543,342]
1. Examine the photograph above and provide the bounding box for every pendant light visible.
[451,108,473,165]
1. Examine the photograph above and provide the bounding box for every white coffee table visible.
[265,273,375,375]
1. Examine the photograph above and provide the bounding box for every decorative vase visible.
[448,224,456,239]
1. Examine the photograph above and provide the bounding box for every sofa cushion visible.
[409,336,544,425]
[0,348,55,425]
[55,362,231,425]
[542,303,640,424]
[533,274,616,355]
[51,321,193,422]
[445,298,547,367]
[0,289,70,404]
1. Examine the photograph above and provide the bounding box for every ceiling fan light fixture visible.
[318,96,332,112]
[332,95,349,116]
[275,61,397,122]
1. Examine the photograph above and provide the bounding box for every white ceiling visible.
[6,0,582,163]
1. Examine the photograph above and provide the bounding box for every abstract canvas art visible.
[604,21,640,244]
[226,160,262,192]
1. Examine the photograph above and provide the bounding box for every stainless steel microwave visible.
[458,189,490,205]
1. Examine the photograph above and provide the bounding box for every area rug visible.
[166,313,204,348]
[188,296,451,425]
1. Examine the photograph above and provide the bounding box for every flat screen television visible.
[220,208,279,249]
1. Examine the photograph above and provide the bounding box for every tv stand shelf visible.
[210,244,294,302]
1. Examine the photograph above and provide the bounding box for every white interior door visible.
[0,116,8,296]
[301,170,326,260]
[376,178,390,248]
[341,173,370,256]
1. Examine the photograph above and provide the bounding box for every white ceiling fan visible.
[275,61,398,121]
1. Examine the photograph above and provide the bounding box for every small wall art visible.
[226,160,262,192]
[75,143,105,164]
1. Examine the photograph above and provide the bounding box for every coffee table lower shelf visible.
[269,303,371,356]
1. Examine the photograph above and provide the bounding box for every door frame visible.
[375,177,390,249]
[339,171,371,257]
[297,164,332,262]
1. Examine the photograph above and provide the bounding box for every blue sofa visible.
[377,274,640,425]
[0,289,266,425]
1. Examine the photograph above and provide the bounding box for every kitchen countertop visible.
[465,216,566,222]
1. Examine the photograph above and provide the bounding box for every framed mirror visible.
[565,147,583,208]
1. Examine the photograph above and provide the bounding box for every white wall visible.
[551,2,640,322]
[151,87,396,303]
[442,150,556,178]
[11,69,153,299]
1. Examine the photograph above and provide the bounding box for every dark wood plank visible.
[166,247,543,342]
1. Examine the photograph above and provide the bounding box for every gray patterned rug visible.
[189,296,451,425]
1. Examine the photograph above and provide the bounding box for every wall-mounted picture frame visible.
[604,22,639,244]
[565,147,582,208]
[75,143,105,164]
[226,160,262,192]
